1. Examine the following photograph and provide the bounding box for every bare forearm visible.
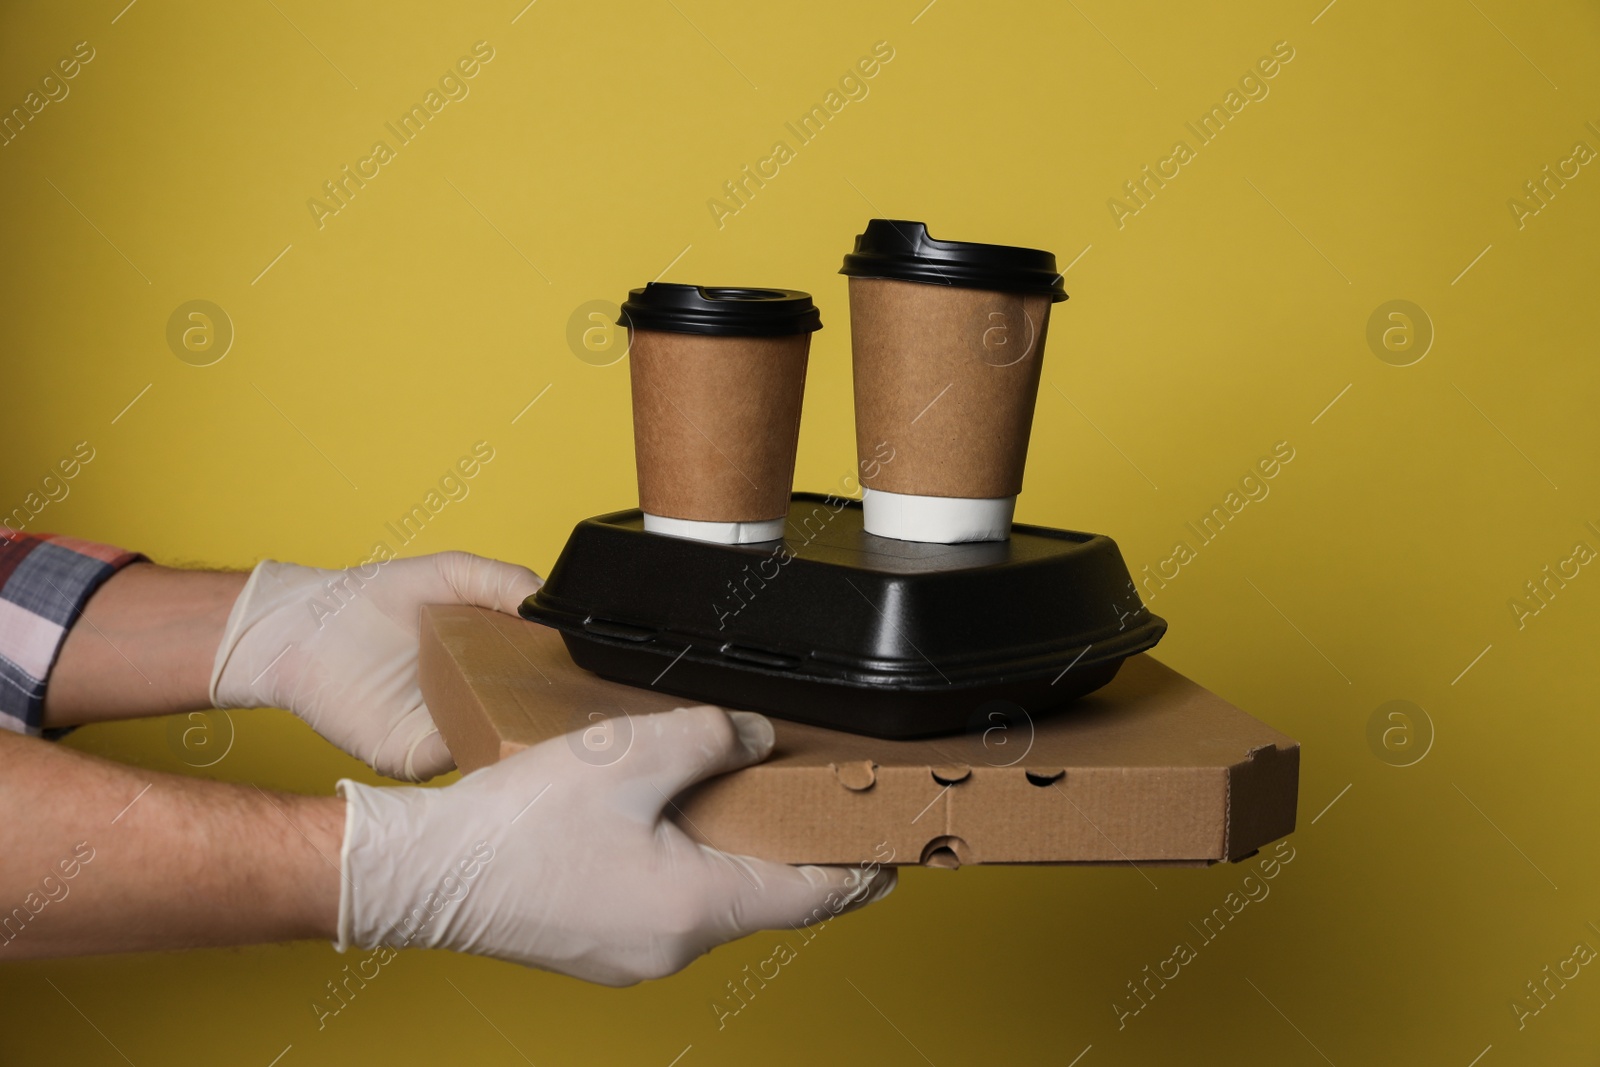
[0,731,341,958]
[42,562,247,727]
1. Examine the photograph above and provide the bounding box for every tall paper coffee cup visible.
[841,220,1068,543]
[620,284,821,544]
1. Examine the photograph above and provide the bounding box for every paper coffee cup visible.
[840,220,1068,544]
[620,284,821,544]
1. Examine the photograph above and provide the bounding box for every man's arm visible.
[0,729,340,958]
[40,539,546,782]
[5,537,894,976]
[42,563,246,728]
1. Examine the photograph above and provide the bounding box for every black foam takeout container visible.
[519,493,1166,739]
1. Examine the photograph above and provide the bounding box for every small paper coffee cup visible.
[621,285,821,541]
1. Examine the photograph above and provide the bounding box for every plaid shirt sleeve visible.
[0,529,144,736]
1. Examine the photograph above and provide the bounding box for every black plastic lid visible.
[618,283,822,337]
[839,220,1069,301]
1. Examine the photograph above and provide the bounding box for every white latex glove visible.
[210,552,541,781]
[336,705,898,986]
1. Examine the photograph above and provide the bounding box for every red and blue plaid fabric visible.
[0,530,142,735]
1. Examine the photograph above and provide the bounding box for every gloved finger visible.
[705,849,898,939]
[404,728,456,782]
[430,551,545,616]
[614,705,775,804]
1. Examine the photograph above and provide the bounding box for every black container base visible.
[560,631,1124,740]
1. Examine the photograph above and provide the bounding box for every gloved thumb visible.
[616,706,776,804]
[431,551,544,616]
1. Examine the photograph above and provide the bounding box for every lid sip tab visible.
[619,282,823,337]
[840,219,1069,301]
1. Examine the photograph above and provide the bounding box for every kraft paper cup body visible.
[628,328,810,528]
[848,276,1053,513]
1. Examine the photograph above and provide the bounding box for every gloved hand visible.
[210,552,541,781]
[335,705,897,985]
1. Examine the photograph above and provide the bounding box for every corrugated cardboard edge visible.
[417,606,540,774]
[419,611,493,774]
[1224,741,1301,862]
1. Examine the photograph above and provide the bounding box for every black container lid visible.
[522,493,1163,694]
[839,219,1069,301]
[618,282,822,337]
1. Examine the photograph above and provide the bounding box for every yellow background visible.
[3,0,1599,1062]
